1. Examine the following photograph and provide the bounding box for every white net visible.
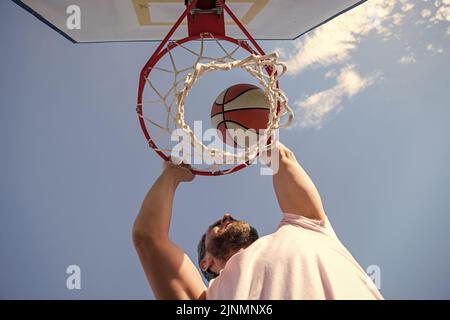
[137,33,293,175]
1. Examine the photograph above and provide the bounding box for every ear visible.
[200,256,213,272]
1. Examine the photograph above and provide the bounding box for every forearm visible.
[273,144,325,220]
[133,171,179,241]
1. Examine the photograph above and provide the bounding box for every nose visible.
[221,213,233,226]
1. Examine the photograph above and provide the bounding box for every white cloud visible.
[295,66,379,129]
[275,0,448,129]
[426,44,444,53]
[281,0,407,75]
[325,70,337,78]
[421,9,432,18]
[399,53,417,64]
[433,5,450,21]
[392,12,405,25]
[401,2,415,12]
[423,0,450,24]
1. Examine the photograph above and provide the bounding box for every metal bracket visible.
[188,0,223,16]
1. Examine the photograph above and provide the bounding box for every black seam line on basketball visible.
[221,105,267,133]
[216,120,263,136]
[222,87,260,105]
[220,100,237,147]
[211,107,270,119]
[220,87,232,146]
[212,87,264,117]
[220,114,238,148]
[220,87,231,106]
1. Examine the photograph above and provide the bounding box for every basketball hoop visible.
[136,0,294,176]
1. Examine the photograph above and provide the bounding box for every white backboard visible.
[13,0,367,43]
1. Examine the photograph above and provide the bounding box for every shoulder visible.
[278,212,338,238]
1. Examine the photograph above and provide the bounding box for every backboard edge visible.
[12,0,77,43]
[11,0,369,44]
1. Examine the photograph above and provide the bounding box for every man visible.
[132,143,383,299]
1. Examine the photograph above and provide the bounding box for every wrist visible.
[161,161,195,183]
[160,168,182,185]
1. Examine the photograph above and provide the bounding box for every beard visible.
[206,221,259,262]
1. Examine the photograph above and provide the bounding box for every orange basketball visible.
[210,84,270,147]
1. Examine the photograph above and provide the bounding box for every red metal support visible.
[187,0,225,37]
[137,0,279,176]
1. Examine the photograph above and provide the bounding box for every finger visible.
[171,161,194,175]
[179,163,193,170]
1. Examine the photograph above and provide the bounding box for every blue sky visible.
[1,0,450,299]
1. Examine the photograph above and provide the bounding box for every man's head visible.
[197,213,259,281]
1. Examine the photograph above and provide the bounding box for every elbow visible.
[132,222,154,248]
[132,221,167,250]
[132,227,148,248]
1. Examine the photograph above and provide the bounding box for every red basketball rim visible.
[137,33,281,176]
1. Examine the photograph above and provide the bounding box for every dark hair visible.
[197,233,219,281]
[197,222,259,282]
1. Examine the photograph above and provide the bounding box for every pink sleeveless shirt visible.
[206,213,383,300]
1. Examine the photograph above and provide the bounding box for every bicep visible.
[134,239,206,300]
[273,150,326,221]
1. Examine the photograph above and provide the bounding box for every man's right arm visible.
[272,143,326,221]
[132,163,206,300]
